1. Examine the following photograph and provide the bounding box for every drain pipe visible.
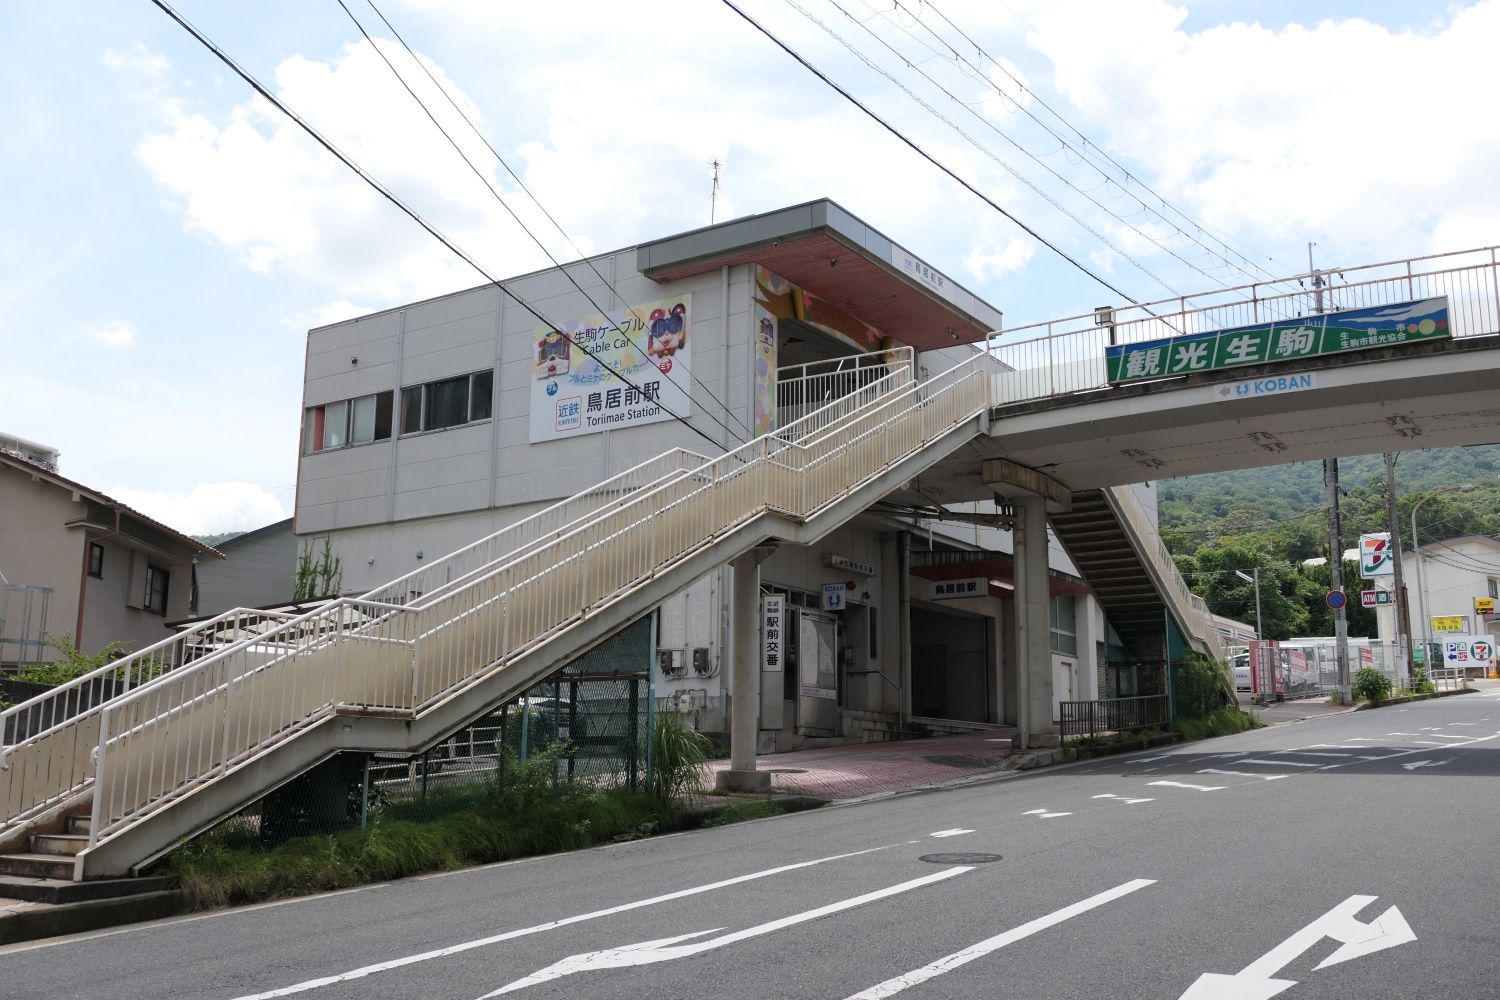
[898,529,912,722]
[76,508,122,649]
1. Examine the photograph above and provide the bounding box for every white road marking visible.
[1022,808,1072,818]
[1241,759,1320,768]
[1401,760,1452,771]
[1278,751,1357,759]
[479,866,974,997]
[1149,780,1225,792]
[1413,740,1456,746]
[1093,794,1154,804]
[1198,768,1289,781]
[229,845,893,1000]
[843,879,1156,999]
[930,829,975,838]
[1177,894,1415,999]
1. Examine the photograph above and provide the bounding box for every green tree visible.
[1178,539,1308,640]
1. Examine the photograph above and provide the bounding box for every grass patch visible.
[163,783,673,909]
[1172,707,1259,741]
[700,799,787,827]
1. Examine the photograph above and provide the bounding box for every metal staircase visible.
[0,349,993,879]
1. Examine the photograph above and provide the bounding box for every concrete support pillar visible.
[717,549,771,793]
[1014,495,1057,748]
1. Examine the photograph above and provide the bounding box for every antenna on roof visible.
[710,159,722,224]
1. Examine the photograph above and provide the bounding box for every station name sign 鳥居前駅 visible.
[1105,296,1451,385]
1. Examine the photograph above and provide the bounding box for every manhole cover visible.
[767,767,807,774]
[923,754,987,768]
[919,852,1003,865]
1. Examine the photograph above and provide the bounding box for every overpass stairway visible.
[1050,488,1221,660]
[0,352,993,880]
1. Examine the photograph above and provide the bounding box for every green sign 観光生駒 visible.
[1105,296,1450,384]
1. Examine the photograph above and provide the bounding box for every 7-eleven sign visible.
[1360,532,1393,579]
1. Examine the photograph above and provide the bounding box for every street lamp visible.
[1234,568,1263,640]
[1411,483,1475,672]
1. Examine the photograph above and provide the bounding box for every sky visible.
[3,0,1496,535]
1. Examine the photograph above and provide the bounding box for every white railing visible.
[776,347,912,427]
[988,245,1500,403]
[81,352,991,850]
[0,449,708,834]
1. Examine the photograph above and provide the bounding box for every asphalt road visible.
[5,689,1500,1000]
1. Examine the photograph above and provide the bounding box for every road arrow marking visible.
[1401,759,1451,771]
[1198,768,1290,780]
[844,879,1156,999]
[1177,894,1415,999]
[1022,808,1072,818]
[930,828,975,838]
[1093,794,1154,804]
[229,845,894,1000]
[477,866,973,996]
[1149,780,1225,792]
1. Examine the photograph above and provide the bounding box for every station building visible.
[294,201,1151,750]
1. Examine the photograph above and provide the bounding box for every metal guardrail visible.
[1057,695,1169,739]
[988,245,1500,403]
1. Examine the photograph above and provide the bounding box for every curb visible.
[0,889,194,946]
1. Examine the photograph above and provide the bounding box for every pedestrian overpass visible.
[4,245,1500,880]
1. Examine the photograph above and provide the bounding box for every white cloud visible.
[1014,0,1500,263]
[965,238,1035,282]
[101,43,170,79]
[90,321,137,350]
[111,482,288,536]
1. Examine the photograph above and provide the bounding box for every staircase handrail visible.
[0,606,301,751]
[0,450,706,756]
[84,352,987,847]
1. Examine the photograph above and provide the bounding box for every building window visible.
[305,391,393,453]
[145,565,170,615]
[400,370,493,435]
[88,542,104,578]
[1050,596,1077,656]
[1490,578,1499,600]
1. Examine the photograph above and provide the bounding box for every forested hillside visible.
[1161,445,1500,640]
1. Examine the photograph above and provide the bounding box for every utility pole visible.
[709,159,722,224]
[1326,458,1351,702]
[1383,452,1412,683]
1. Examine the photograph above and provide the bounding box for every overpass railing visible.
[987,245,1500,404]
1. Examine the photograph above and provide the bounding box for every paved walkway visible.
[705,732,1039,801]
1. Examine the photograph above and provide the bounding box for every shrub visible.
[648,711,712,805]
[1171,707,1258,741]
[1352,667,1392,704]
[1175,655,1230,720]
[1411,666,1435,695]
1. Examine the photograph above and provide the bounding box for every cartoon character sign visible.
[535,331,571,379]
[647,303,688,358]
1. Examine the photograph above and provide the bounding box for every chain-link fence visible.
[195,616,655,846]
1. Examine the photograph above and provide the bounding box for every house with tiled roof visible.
[0,439,222,668]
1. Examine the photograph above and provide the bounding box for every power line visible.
[340,0,751,445]
[716,0,1144,305]
[805,0,1232,293]
[913,0,1291,288]
[982,0,1295,278]
[148,0,730,455]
